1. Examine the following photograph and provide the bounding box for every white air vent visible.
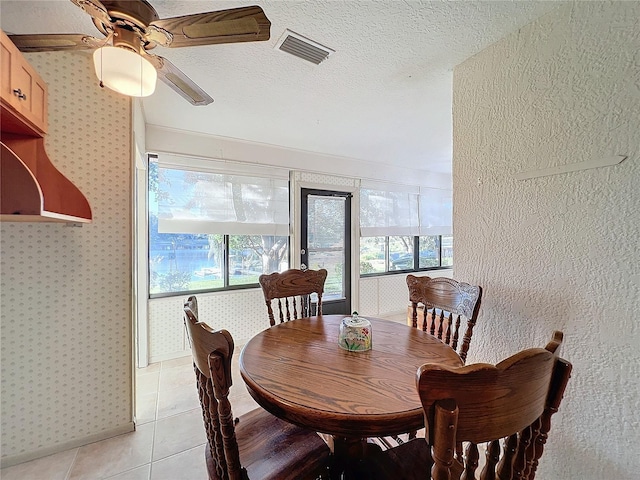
[275,29,334,65]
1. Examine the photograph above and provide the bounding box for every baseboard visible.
[378,309,407,317]
[149,350,190,364]
[148,338,252,365]
[0,422,135,469]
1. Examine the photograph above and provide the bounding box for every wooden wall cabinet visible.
[1,30,48,137]
[1,29,92,223]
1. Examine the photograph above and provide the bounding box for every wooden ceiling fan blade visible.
[70,0,112,26]
[184,18,260,39]
[145,54,213,106]
[8,34,103,52]
[148,5,270,48]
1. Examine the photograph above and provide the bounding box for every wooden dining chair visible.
[407,274,483,364]
[376,275,483,448]
[183,296,331,480]
[369,331,572,480]
[259,268,328,326]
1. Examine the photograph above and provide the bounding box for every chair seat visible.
[236,407,331,480]
[369,438,432,480]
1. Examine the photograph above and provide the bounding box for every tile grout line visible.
[150,362,162,475]
[102,462,152,479]
[148,422,157,480]
[63,447,80,480]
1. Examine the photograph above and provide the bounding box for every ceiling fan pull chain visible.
[97,30,114,89]
[99,45,104,89]
[140,54,143,97]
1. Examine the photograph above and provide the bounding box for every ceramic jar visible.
[338,313,372,351]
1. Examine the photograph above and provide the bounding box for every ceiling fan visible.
[8,0,271,105]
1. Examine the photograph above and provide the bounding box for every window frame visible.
[148,233,291,299]
[359,235,452,277]
[147,155,291,299]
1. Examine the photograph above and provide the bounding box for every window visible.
[441,235,453,267]
[148,156,289,297]
[360,235,453,274]
[418,235,439,268]
[359,236,386,274]
[359,183,453,275]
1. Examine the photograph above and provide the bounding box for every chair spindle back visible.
[259,268,328,326]
[418,331,571,480]
[407,275,482,363]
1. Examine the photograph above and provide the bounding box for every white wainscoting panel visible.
[148,288,268,362]
[358,270,453,318]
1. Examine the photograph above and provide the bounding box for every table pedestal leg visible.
[326,436,381,479]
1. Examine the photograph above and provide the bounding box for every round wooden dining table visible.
[239,314,463,476]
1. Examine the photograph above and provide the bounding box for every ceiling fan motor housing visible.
[111,26,143,54]
[91,0,159,36]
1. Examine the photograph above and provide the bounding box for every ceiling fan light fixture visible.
[93,46,157,97]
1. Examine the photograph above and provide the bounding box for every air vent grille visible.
[275,30,334,65]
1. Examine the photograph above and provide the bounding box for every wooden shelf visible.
[1,139,92,223]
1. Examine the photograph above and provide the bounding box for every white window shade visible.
[419,188,452,235]
[156,161,289,236]
[360,188,419,236]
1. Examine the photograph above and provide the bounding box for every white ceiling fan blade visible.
[145,53,213,106]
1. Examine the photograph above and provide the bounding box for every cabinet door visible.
[13,61,48,132]
[0,30,48,136]
[1,35,17,107]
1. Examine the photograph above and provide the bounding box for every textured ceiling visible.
[0,0,565,175]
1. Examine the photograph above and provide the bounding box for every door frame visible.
[290,171,360,314]
[300,187,352,314]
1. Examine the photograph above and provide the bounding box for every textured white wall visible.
[453,3,639,479]
[0,52,132,466]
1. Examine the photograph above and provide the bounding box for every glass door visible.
[300,189,351,315]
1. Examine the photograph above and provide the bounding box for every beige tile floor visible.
[1,313,407,480]
[0,351,259,480]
